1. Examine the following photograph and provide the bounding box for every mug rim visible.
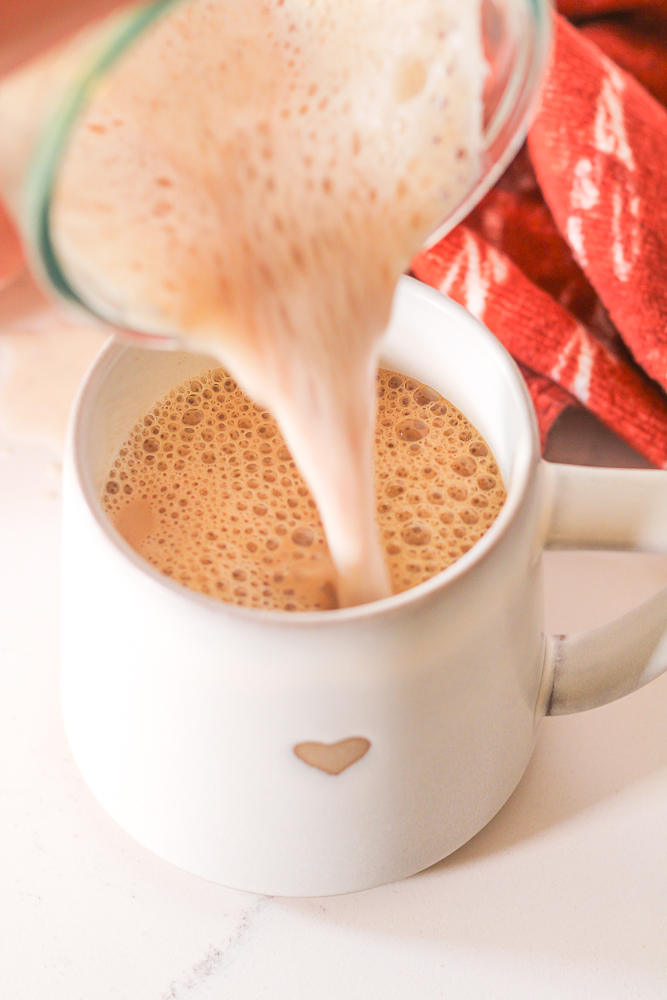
[69,278,540,626]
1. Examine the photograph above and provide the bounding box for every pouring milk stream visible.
[0,0,484,606]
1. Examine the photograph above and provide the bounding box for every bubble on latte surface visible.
[103,369,506,611]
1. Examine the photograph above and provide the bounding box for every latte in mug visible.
[102,367,505,611]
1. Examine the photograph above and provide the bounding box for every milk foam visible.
[49,0,484,605]
[103,367,506,611]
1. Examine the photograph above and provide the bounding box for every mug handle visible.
[542,461,667,715]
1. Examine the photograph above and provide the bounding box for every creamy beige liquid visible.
[102,368,505,611]
[42,0,484,606]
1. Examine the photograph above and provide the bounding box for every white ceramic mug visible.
[62,276,667,896]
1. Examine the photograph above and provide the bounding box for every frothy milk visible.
[45,0,484,604]
[102,367,506,611]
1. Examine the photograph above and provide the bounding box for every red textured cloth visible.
[580,17,667,107]
[0,199,22,291]
[413,5,667,467]
[558,0,667,19]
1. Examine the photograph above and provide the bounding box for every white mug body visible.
[62,277,545,896]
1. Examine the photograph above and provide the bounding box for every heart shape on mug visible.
[293,737,371,775]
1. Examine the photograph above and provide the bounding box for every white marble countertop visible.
[2,276,667,999]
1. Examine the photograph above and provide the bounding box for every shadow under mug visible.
[62,277,667,896]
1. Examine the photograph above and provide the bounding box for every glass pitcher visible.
[0,0,552,347]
